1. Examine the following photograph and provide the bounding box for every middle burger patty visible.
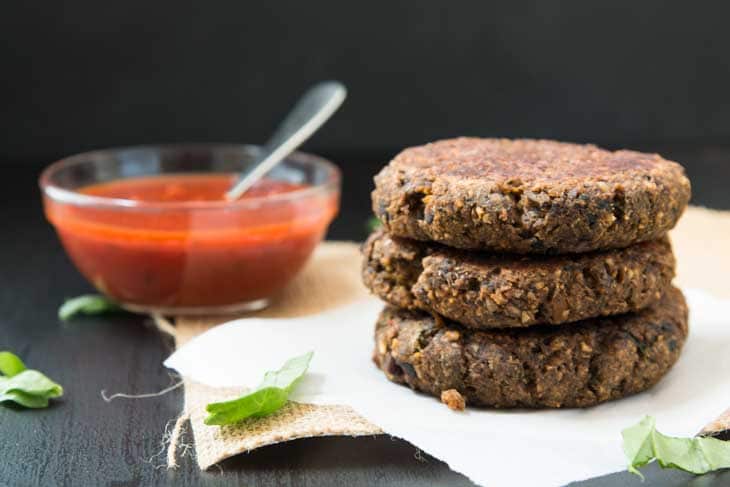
[362,228,675,329]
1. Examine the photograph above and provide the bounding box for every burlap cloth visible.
[169,206,730,470]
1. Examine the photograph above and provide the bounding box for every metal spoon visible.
[225,81,347,201]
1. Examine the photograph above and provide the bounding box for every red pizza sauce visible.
[43,174,338,311]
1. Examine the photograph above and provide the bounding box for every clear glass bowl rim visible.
[39,143,341,212]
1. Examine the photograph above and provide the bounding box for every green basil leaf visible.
[204,387,290,425]
[259,352,314,390]
[0,390,52,409]
[58,294,120,321]
[622,416,657,477]
[204,351,313,426]
[366,217,382,232]
[0,370,64,397]
[622,415,730,477]
[0,352,63,409]
[0,351,27,377]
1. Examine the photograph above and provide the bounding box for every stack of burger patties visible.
[363,138,691,410]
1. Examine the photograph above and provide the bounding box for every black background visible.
[2,2,730,486]
[3,1,730,162]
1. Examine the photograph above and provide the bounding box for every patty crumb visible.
[440,389,466,411]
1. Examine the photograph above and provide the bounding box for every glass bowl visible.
[40,144,341,315]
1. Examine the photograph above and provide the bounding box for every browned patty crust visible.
[362,229,675,329]
[372,138,691,253]
[373,287,688,408]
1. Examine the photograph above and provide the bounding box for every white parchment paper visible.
[165,288,730,487]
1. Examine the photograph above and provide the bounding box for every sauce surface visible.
[45,174,338,309]
[80,174,297,202]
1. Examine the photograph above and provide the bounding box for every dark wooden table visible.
[2,147,730,486]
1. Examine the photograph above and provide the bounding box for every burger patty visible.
[373,287,688,408]
[363,228,675,328]
[372,137,691,254]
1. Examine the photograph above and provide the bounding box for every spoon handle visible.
[225,81,347,200]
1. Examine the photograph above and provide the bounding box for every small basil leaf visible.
[58,294,121,321]
[204,351,313,426]
[0,390,51,409]
[0,351,27,377]
[622,415,730,477]
[259,352,314,391]
[0,353,64,409]
[1,370,64,398]
[366,217,382,232]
